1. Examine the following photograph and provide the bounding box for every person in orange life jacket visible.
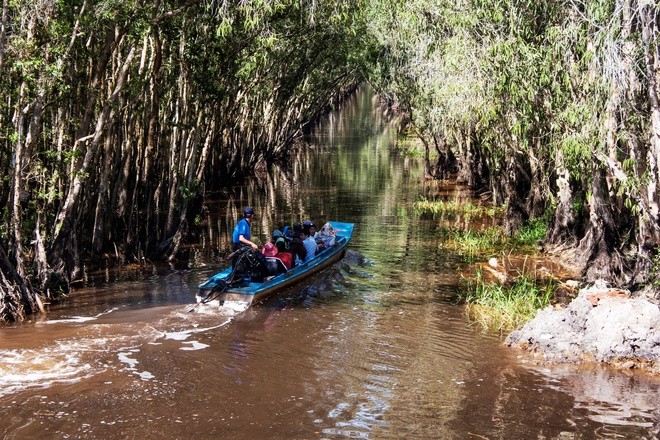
[232,207,259,251]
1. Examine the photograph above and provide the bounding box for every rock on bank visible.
[506,281,660,373]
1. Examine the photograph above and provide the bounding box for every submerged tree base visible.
[506,281,660,374]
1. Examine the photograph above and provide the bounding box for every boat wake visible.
[40,307,122,324]
[0,344,98,398]
[0,303,241,398]
[221,300,251,313]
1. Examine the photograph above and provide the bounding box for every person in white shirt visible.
[301,223,318,262]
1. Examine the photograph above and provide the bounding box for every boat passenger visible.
[301,227,318,262]
[288,230,307,265]
[261,230,282,256]
[316,222,336,248]
[282,225,292,241]
[232,207,259,252]
[304,219,329,250]
[262,241,286,275]
[283,222,301,246]
[272,229,284,243]
[303,219,316,238]
[261,242,278,257]
[274,237,293,270]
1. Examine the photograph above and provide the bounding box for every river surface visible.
[1,87,658,439]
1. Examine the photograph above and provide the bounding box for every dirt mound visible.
[506,281,660,373]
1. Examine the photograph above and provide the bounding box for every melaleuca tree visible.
[0,0,370,321]
[365,0,660,286]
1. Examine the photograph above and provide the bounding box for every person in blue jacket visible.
[232,207,259,252]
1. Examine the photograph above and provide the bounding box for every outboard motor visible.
[233,248,267,283]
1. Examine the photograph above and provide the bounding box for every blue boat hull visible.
[197,222,354,306]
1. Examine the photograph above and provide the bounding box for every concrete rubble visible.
[506,280,660,373]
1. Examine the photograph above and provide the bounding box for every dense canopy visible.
[1,0,658,321]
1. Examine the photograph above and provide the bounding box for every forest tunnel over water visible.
[0,0,658,437]
[0,85,658,439]
[1,0,660,322]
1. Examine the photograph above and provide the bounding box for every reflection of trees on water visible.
[195,86,403,255]
[194,84,495,291]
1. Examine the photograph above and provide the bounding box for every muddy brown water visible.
[1,87,658,439]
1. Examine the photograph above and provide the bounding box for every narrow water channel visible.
[0,87,658,439]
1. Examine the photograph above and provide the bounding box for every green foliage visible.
[512,217,548,247]
[1,0,658,319]
[651,253,660,287]
[0,0,371,277]
[414,196,504,218]
[438,227,506,263]
[364,0,660,282]
[437,216,547,264]
[395,134,424,157]
[179,179,201,201]
[462,271,555,331]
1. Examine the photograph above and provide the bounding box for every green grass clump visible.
[439,227,505,263]
[437,216,548,261]
[414,197,503,218]
[512,217,548,247]
[462,271,554,332]
[426,200,554,331]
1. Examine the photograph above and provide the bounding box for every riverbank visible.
[506,280,660,374]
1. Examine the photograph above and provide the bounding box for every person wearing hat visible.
[232,207,259,251]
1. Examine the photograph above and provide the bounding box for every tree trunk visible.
[578,167,626,283]
[0,238,35,320]
[10,83,28,279]
[50,33,131,280]
[525,139,545,218]
[0,0,8,71]
[502,151,530,236]
[51,29,116,242]
[92,135,113,252]
[546,150,577,247]
[640,3,660,245]
[431,132,457,179]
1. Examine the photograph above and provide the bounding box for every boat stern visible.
[196,287,257,308]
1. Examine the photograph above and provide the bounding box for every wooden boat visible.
[196,222,354,307]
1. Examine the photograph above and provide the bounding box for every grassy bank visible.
[416,198,555,331]
[464,271,555,332]
[414,197,503,219]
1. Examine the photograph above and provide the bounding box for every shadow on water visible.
[0,85,658,439]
